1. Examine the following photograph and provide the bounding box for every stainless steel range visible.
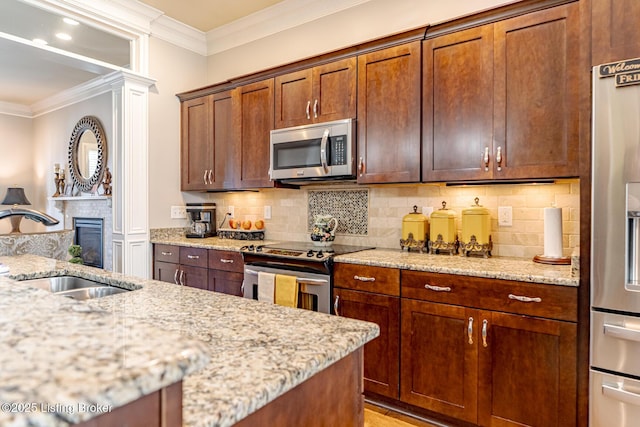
[241,242,373,314]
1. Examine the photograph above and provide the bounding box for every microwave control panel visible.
[331,135,347,165]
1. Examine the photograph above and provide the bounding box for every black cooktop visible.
[261,241,374,256]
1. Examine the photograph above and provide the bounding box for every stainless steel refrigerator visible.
[591,59,640,426]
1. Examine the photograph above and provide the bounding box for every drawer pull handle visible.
[508,294,541,303]
[187,255,200,259]
[467,317,474,345]
[425,284,451,292]
[482,319,488,348]
[604,323,640,343]
[161,251,173,256]
[173,269,179,285]
[334,295,340,316]
[602,383,640,406]
[354,275,375,282]
[179,270,185,286]
[220,259,234,263]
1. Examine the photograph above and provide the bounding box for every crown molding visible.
[0,101,33,118]
[205,0,372,56]
[150,15,207,56]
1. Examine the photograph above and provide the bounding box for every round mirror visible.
[67,116,107,193]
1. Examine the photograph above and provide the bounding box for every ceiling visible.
[0,0,286,113]
[137,0,286,32]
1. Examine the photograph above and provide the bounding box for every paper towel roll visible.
[543,207,563,258]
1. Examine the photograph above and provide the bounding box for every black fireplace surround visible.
[73,217,103,268]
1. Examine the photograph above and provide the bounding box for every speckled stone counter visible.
[335,248,578,287]
[151,231,277,251]
[0,258,210,427]
[2,255,379,427]
[0,230,74,260]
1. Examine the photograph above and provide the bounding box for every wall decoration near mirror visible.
[67,116,107,193]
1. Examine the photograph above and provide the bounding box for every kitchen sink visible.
[21,276,130,300]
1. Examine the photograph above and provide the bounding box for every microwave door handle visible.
[320,128,330,173]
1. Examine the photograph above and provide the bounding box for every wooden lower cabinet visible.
[209,269,243,296]
[400,299,478,423]
[400,296,577,427]
[334,287,400,399]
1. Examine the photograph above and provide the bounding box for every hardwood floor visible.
[364,402,445,427]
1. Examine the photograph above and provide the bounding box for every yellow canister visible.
[461,197,491,245]
[429,201,456,243]
[402,205,429,242]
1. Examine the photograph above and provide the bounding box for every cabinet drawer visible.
[480,278,577,322]
[208,250,243,273]
[334,263,400,296]
[402,270,477,306]
[154,244,179,263]
[179,247,208,268]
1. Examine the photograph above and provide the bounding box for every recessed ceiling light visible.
[32,38,48,45]
[63,17,79,26]
[56,33,72,41]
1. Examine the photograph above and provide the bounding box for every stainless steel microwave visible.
[269,118,355,181]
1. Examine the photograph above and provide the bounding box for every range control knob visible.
[316,251,324,258]
[256,245,263,252]
[306,250,314,257]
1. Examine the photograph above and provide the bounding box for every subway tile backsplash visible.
[208,179,580,259]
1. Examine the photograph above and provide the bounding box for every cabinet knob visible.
[220,259,234,263]
[354,275,375,282]
[359,157,365,176]
[174,269,179,285]
[313,99,318,118]
[424,284,451,292]
[306,100,311,120]
[496,146,503,172]
[467,317,474,345]
[508,293,541,303]
[161,251,173,256]
[482,319,488,348]
[334,295,340,316]
[203,170,208,185]
[187,254,200,259]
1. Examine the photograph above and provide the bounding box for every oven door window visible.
[273,138,324,170]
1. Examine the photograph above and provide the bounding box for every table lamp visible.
[1,187,31,233]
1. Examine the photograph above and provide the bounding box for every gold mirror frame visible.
[67,116,107,193]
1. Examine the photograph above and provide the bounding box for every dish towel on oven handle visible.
[257,271,275,303]
[275,274,299,308]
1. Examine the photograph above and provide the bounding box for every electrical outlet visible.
[422,206,434,218]
[228,206,235,218]
[498,206,513,226]
[170,205,187,219]
[264,205,272,220]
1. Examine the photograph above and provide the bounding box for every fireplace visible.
[73,217,104,268]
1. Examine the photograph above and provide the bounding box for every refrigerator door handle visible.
[602,383,640,407]
[604,323,640,342]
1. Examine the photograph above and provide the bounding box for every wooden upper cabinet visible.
[274,57,356,128]
[493,3,579,179]
[422,25,494,182]
[211,90,240,189]
[592,0,640,66]
[180,96,213,191]
[357,42,422,184]
[238,78,274,189]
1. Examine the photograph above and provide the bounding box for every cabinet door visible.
[274,69,313,128]
[180,265,208,290]
[357,42,421,184]
[334,288,400,399]
[212,90,240,189]
[422,25,494,182]
[209,269,244,296]
[592,0,640,66]
[478,311,577,427]
[239,79,274,188]
[180,96,213,190]
[493,3,579,179]
[154,261,178,284]
[312,57,357,123]
[400,299,478,424]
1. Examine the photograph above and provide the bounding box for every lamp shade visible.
[2,187,31,205]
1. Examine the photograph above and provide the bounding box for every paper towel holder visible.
[533,254,570,265]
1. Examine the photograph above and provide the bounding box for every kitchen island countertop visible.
[1,255,379,427]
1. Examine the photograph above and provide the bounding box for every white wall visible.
[0,114,37,233]
[148,37,209,229]
[206,0,514,83]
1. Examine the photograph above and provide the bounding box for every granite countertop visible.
[0,258,210,427]
[2,255,379,427]
[151,236,578,287]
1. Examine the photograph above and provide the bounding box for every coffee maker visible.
[186,203,216,238]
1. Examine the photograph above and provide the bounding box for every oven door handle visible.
[604,323,640,342]
[244,269,327,284]
[602,383,640,406]
[320,128,330,173]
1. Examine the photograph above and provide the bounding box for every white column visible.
[109,71,155,278]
